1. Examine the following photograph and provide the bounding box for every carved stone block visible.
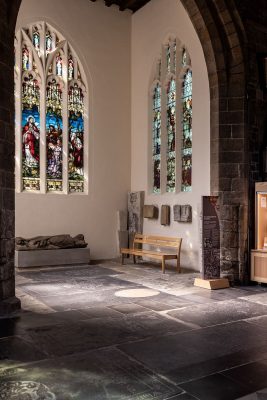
[173,204,192,222]
[173,205,181,222]
[181,205,192,222]
[143,205,158,219]
[128,191,145,233]
[161,205,170,225]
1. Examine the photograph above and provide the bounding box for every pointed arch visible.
[15,21,88,194]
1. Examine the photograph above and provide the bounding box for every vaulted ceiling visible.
[90,0,151,13]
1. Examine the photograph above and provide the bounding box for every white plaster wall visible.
[15,0,131,259]
[131,0,210,270]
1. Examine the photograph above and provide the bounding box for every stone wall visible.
[235,0,267,274]
[0,0,21,313]
[181,0,248,283]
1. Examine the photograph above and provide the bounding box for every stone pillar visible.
[0,0,21,314]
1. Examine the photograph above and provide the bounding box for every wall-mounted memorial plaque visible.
[143,205,158,219]
[202,196,220,279]
[161,205,170,225]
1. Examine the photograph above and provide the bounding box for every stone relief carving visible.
[15,234,87,251]
[173,204,192,222]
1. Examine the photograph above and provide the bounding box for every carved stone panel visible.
[128,191,144,233]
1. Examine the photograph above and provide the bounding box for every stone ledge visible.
[15,248,90,268]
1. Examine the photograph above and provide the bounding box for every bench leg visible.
[121,254,124,265]
[162,257,166,274]
[133,255,136,264]
[177,257,181,273]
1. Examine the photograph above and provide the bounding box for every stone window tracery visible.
[15,22,88,194]
[151,38,192,193]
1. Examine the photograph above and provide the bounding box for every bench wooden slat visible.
[120,233,182,274]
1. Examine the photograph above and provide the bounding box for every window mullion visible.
[40,72,46,193]
[62,42,68,194]
[16,31,23,193]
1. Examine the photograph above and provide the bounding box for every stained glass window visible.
[174,40,176,73]
[182,48,187,67]
[22,74,40,191]
[152,83,161,193]
[68,55,74,80]
[56,53,63,76]
[68,83,84,192]
[46,79,63,191]
[46,30,53,55]
[22,45,29,71]
[181,69,192,192]
[15,22,88,194]
[166,44,171,73]
[151,39,192,194]
[166,78,176,192]
[32,28,40,55]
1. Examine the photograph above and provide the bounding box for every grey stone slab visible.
[109,303,149,314]
[134,299,176,311]
[237,388,267,400]
[30,283,146,311]
[166,394,198,400]
[222,360,267,394]
[0,348,181,400]
[180,374,249,400]
[78,306,123,319]
[17,265,121,283]
[0,336,47,369]
[22,311,191,357]
[119,321,267,384]
[15,248,90,268]
[240,292,267,305]
[21,275,135,298]
[167,299,267,327]
[246,315,267,329]
[175,293,221,304]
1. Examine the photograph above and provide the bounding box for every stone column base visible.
[0,296,21,315]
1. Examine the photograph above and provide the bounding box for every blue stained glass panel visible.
[152,83,161,193]
[166,78,176,192]
[46,80,63,191]
[181,69,192,192]
[32,29,40,55]
[22,75,40,191]
[68,84,84,192]
[46,31,52,55]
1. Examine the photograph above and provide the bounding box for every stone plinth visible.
[0,296,21,315]
[15,248,90,268]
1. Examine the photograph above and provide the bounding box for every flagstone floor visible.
[1,260,267,399]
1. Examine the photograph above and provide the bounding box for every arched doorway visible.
[0,0,248,314]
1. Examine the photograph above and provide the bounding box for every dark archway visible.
[181,0,248,283]
[0,0,261,313]
[0,0,21,313]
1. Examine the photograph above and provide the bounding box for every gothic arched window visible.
[150,38,192,193]
[15,22,88,193]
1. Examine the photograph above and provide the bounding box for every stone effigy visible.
[15,234,87,251]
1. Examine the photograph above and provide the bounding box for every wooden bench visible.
[121,234,182,274]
